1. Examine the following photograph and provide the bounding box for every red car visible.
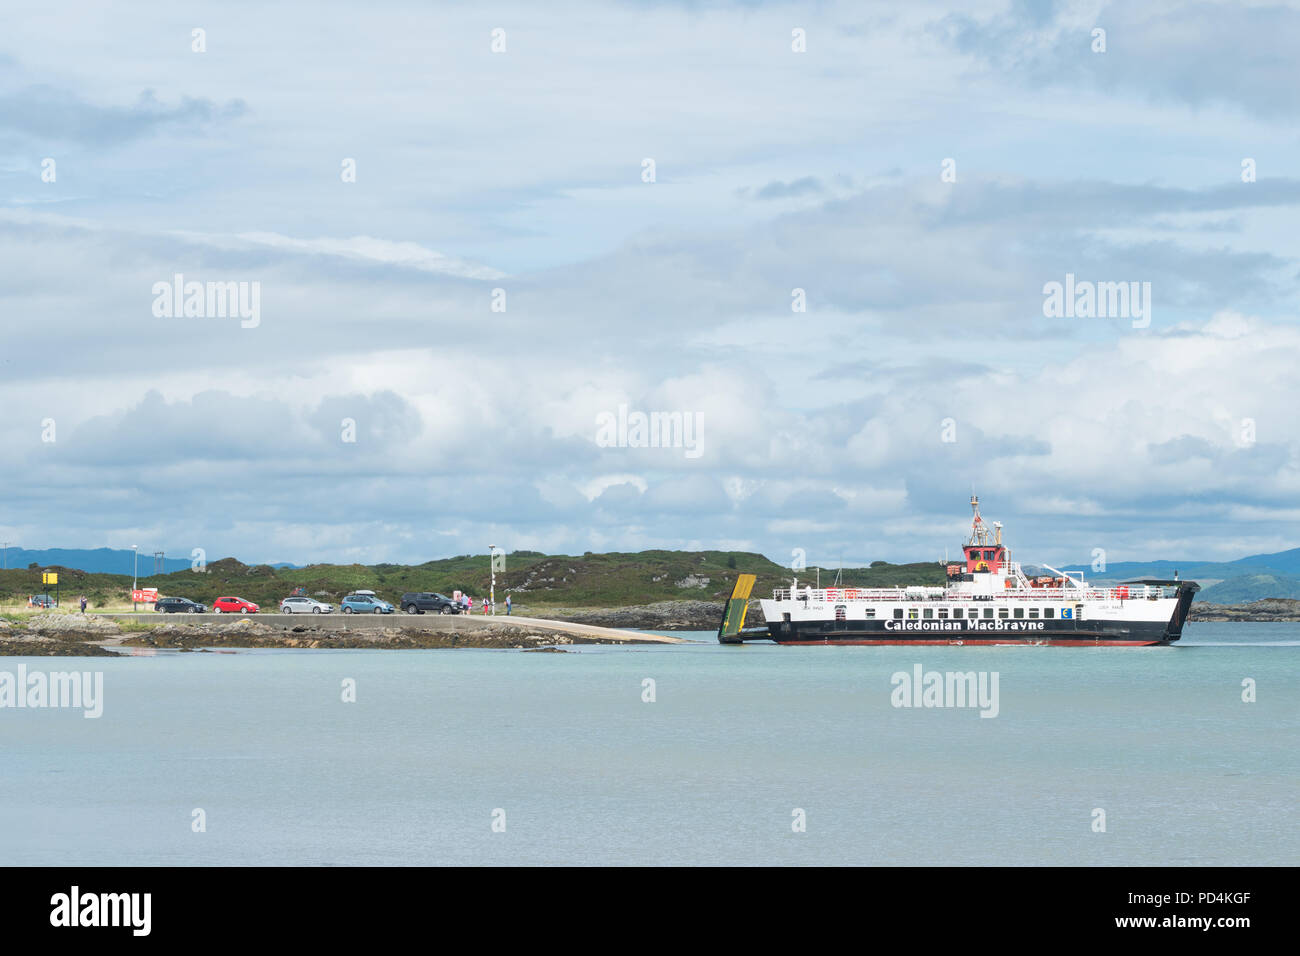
[212,596,259,614]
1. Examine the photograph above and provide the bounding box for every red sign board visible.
[132,588,158,603]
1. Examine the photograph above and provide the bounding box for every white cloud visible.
[231,232,506,280]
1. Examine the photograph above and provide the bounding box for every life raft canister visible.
[1116,586,1129,599]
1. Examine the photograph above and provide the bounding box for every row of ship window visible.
[834,605,1079,620]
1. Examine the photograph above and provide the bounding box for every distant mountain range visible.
[1059,547,1300,603]
[0,547,298,575]
[7,544,1300,603]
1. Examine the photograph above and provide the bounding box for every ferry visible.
[718,497,1198,646]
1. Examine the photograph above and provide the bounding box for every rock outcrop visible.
[1188,599,1300,622]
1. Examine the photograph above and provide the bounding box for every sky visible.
[2,0,1299,569]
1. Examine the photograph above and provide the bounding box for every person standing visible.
[79,595,87,613]
[505,595,512,615]
[466,594,473,615]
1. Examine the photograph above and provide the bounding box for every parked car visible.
[341,592,394,614]
[29,594,56,608]
[280,596,333,614]
[154,596,207,614]
[212,596,259,614]
[400,592,461,615]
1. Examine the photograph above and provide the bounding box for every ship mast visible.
[968,495,993,547]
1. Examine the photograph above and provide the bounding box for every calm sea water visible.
[2,623,1296,866]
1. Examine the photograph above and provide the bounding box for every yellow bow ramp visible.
[717,573,756,644]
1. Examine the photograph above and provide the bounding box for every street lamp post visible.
[2,542,7,570]
[489,545,496,616]
[132,545,139,611]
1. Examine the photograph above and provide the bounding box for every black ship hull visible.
[759,617,1178,646]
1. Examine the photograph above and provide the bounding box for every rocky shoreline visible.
[0,615,124,656]
[0,612,683,656]
[0,638,120,657]
[116,620,656,651]
[1187,599,1300,622]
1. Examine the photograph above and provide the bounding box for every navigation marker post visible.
[489,544,497,616]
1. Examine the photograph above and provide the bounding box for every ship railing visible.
[771,587,916,601]
[770,584,1179,602]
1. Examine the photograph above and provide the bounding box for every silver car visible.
[280,596,334,614]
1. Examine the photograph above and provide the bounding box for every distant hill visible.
[1197,574,1300,604]
[0,547,298,575]
[0,547,192,575]
[1060,546,1300,599]
[0,550,945,610]
[1223,547,1300,575]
